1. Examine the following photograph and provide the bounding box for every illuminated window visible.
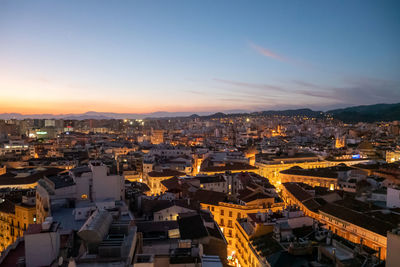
[81,194,88,200]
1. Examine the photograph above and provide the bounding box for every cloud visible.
[292,77,400,105]
[249,42,315,69]
[249,42,288,63]
[213,78,286,92]
[184,90,204,95]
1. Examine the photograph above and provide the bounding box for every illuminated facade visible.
[0,199,36,252]
[200,200,284,257]
[150,129,164,144]
[256,157,370,189]
[280,169,338,190]
[386,150,400,163]
[319,206,388,260]
[281,183,391,260]
[145,169,185,195]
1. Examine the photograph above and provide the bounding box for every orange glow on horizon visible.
[0,100,232,115]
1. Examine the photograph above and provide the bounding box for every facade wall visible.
[256,159,369,188]
[147,175,174,195]
[280,173,337,190]
[319,211,387,260]
[386,231,400,267]
[201,202,282,256]
[25,231,60,267]
[91,165,124,201]
[154,206,194,221]
[0,204,36,253]
[387,187,400,208]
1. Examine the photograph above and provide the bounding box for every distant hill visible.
[327,103,400,123]
[1,103,399,122]
[0,111,214,120]
[257,108,322,117]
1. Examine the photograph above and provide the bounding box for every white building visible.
[387,186,400,208]
[24,218,60,267]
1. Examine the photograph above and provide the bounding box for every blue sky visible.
[0,0,399,114]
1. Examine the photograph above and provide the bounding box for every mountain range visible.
[0,103,399,123]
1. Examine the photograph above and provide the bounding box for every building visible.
[24,218,60,267]
[234,206,313,267]
[36,162,125,223]
[387,186,400,208]
[386,150,400,163]
[151,129,164,144]
[0,192,36,252]
[279,166,356,191]
[281,182,399,260]
[199,193,283,256]
[386,228,400,267]
[255,152,370,188]
[145,169,185,195]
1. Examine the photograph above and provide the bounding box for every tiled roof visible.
[319,203,395,236]
[0,167,64,186]
[148,169,185,177]
[178,214,209,239]
[191,189,227,205]
[282,182,313,202]
[238,192,273,203]
[280,166,349,179]
[0,199,15,214]
[142,199,197,214]
[201,162,257,172]
[195,174,225,184]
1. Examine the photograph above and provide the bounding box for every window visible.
[220,219,224,226]
[211,207,214,212]
[220,209,224,216]
[228,220,232,228]
[229,211,233,217]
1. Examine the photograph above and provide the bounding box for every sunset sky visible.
[1,0,399,114]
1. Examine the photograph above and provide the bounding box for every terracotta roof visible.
[302,198,323,212]
[0,199,15,214]
[319,203,395,236]
[195,174,225,184]
[141,199,197,214]
[0,167,64,186]
[238,192,274,203]
[160,177,190,191]
[191,189,227,205]
[178,214,209,239]
[280,166,353,179]
[282,182,313,202]
[148,169,185,177]
[201,162,257,172]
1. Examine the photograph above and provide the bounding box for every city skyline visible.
[1,0,400,114]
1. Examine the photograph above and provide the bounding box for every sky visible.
[0,0,399,114]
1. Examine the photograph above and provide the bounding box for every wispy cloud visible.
[184,90,204,95]
[249,42,314,69]
[292,77,400,105]
[249,42,289,63]
[213,78,286,92]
